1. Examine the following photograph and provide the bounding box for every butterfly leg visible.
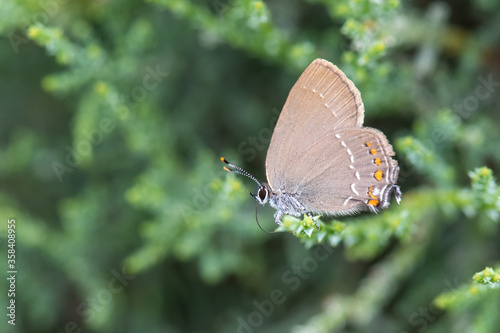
[274,210,283,225]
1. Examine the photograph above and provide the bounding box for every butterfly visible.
[222,59,401,224]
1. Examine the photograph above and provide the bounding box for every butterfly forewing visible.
[266,59,365,191]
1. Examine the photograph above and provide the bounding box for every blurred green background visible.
[1,0,500,332]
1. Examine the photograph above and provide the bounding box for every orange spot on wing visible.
[374,158,382,166]
[367,186,380,206]
[370,148,377,155]
[374,170,384,181]
[365,142,372,147]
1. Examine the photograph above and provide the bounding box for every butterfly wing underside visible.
[286,127,399,215]
[266,58,366,191]
[265,58,400,215]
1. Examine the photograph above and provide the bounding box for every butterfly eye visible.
[258,187,268,202]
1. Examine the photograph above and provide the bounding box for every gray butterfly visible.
[223,59,401,224]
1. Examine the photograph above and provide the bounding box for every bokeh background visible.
[1,0,500,332]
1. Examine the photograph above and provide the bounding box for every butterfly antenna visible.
[220,157,262,187]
